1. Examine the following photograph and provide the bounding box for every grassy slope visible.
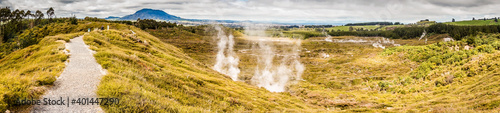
[85,26,318,112]
[0,32,83,112]
[445,19,500,26]
[378,33,500,112]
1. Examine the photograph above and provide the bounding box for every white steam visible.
[322,28,333,42]
[213,25,240,81]
[245,24,305,92]
[419,30,427,44]
[327,37,400,49]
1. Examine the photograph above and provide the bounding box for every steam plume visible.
[213,25,240,81]
[245,24,305,92]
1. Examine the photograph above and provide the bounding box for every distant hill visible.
[119,8,182,20]
[105,16,120,20]
[105,8,244,26]
[445,19,500,26]
[345,22,402,26]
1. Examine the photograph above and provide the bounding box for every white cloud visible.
[1,0,499,24]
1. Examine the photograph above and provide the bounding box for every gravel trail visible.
[32,35,106,113]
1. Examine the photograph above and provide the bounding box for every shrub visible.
[351,79,363,85]
[477,45,494,53]
[428,56,443,65]
[378,81,390,91]
[454,70,466,78]
[434,77,446,87]
[414,62,434,79]
[326,81,344,89]
[492,41,500,50]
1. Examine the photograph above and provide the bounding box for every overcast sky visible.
[1,0,499,24]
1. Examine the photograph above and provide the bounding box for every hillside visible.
[119,8,182,20]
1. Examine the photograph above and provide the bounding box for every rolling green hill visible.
[446,19,500,26]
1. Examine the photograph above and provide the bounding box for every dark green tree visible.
[452,18,455,22]
[35,10,44,25]
[25,10,32,28]
[70,15,77,25]
[0,7,10,42]
[13,9,23,31]
[24,10,31,19]
[46,7,54,20]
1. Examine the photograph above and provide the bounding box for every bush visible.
[414,62,434,79]
[453,71,467,78]
[477,45,494,53]
[326,81,344,89]
[491,41,500,50]
[351,79,363,85]
[378,81,390,91]
[428,56,443,65]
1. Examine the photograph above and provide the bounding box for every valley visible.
[0,2,499,112]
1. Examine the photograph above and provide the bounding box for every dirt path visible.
[32,35,106,112]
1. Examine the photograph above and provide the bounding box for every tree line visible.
[327,26,424,39]
[0,7,77,43]
[0,7,79,59]
[82,17,181,31]
[427,23,500,40]
[135,18,178,30]
[326,23,500,40]
[345,22,402,26]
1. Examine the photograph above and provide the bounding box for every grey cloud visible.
[57,0,81,4]
[2,0,500,23]
[124,5,141,9]
[142,1,186,5]
[89,9,105,12]
[425,0,495,7]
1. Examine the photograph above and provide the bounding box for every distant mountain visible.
[105,16,120,20]
[119,8,182,20]
[105,8,245,26]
